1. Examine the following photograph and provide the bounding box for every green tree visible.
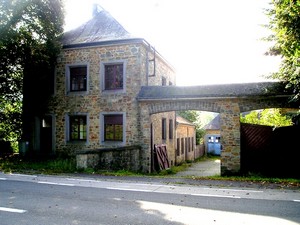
[265,0,300,102]
[178,110,205,144]
[240,108,293,127]
[0,0,64,148]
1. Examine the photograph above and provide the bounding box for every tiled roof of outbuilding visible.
[176,115,195,126]
[203,115,220,130]
[62,9,135,46]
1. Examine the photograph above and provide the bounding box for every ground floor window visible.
[104,114,123,141]
[100,112,126,144]
[162,118,167,140]
[176,138,180,156]
[69,115,87,141]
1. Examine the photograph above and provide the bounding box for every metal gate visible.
[241,123,300,178]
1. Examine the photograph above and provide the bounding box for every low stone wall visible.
[76,145,142,172]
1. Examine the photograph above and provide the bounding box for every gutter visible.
[62,38,145,49]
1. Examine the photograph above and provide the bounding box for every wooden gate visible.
[241,123,300,178]
[151,144,170,172]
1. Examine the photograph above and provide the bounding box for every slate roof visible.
[137,82,289,100]
[203,115,220,130]
[62,8,136,47]
[176,115,195,126]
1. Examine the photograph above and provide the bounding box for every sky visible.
[64,0,281,86]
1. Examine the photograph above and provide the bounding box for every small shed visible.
[204,115,221,155]
[175,115,196,163]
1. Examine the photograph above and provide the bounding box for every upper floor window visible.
[70,66,87,91]
[101,61,126,92]
[69,115,87,141]
[66,64,89,94]
[105,64,123,90]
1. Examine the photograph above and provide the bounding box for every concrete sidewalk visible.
[173,158,221,177]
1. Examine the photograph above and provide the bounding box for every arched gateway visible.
[137,82,298,175]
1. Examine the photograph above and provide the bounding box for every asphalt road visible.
[0,173,299,225]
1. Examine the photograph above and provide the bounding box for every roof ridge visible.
[62,6,135,46]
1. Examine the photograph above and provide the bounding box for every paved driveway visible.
[174,158,221,177]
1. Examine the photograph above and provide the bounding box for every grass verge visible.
[0,154,299,189]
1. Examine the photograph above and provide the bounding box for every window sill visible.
[101,89,126,95]
[66,91,89,96]
[101,141,125,146]
[67,140,88,145]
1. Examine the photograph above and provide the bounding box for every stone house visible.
[25,7,195,172]
[175,115,196,163]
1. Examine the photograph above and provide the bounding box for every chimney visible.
[92,4,103,17]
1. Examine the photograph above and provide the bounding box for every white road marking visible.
[67,178,101,183]
[191,193,241,199]
[9,174,37,178]
[37,181,75,186]
[204,188,263,193]
[106,187,242,199]
[0,207,27,213]
[106,187,152,192]
[2,173,298,203]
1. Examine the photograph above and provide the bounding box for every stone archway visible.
[138,99,243,175]
[137,83,297,175]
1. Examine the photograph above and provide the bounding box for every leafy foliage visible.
[178,110,205,144]
[265,0,300,102]
[0,0,64,145]
[240,108,293,127]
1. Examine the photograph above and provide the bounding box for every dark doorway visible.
[40,116,53,156]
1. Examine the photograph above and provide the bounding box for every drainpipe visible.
[146,45,149,86]
[146,44,156,86]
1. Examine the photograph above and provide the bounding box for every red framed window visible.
[70,66,87,92]
[104,64,123,90]
[70,115,87,141]
[104,114,123,141]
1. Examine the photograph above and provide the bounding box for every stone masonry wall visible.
[49,41,176,172]
[138,98,242,174]
[51,43,144,156]
[76,146,141,171]
[175,123,196,164]
[151,112,176,166]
